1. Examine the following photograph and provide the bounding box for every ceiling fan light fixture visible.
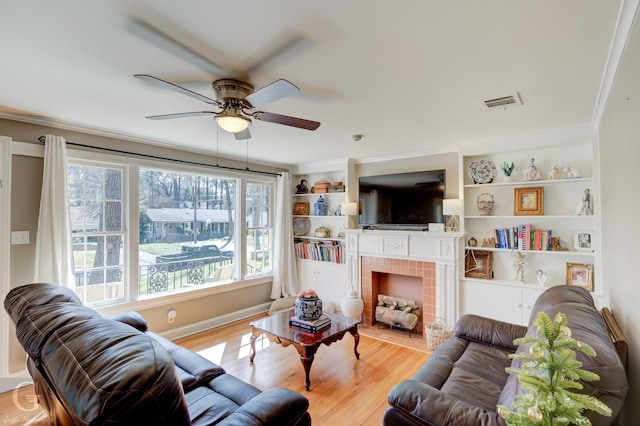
[217,113,250,133]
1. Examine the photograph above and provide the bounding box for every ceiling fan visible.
[130,20,320,139]
[135,74,320,140]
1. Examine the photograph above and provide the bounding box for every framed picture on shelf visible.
[464,250,493,279]
[294,202,309,215]
[573,230,594,252]
[566,262,594,291]
[514,186,544,215]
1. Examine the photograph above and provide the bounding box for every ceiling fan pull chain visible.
[216,125,219,167]
[245,139,250,171]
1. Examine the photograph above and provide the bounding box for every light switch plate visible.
[11,231,30,245]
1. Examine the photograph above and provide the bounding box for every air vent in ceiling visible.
[483,93,522,109]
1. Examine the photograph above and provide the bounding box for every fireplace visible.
[344,230,463,341]
[361,256,436,333]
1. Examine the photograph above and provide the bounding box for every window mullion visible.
[128,165,139,301]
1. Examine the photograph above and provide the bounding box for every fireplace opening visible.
[360,256,436,341]
[373,272,423,333]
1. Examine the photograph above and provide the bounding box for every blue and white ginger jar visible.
[314,196,327,216]
[294,297,323,321]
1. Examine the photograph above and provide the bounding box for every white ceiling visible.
[0,1,634,167]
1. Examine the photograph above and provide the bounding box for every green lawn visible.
[140,243,182,255]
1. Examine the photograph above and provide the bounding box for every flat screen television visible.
[358,169,445,230]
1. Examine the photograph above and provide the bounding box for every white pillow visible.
[268,297,296,315]
[322,299,336,314]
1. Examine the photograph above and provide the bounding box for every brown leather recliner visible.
[384,285,628,426]
[4,282,311,426]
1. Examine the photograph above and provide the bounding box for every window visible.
[68,163,125,305]
[138,168,237,297]
[68,158,276,307]
[246,181,273,277]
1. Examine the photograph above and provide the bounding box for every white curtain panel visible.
[34,135,75,287]
[271,171,299,299]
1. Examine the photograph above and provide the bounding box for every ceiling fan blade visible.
[145,111,217,120]
[242,32,310,75]
[244,79,299,108]
[252,111,320,131]
[135,74,220,106]
[234,128,252,140]
[127,19,232,77]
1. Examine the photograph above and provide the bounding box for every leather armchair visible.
[5,282,311,426]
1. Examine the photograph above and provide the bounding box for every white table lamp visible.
[341,202,358,229]
[443,199,463,232]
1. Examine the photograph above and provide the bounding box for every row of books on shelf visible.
[493,225,553,251]
[289,314,331,331]
[294,240,345,263]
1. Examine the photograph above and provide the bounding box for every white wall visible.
[599,10,640,424]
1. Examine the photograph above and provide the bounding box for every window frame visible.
[67,148,277,311]
[244,178,274,278]
[67,160,128,306]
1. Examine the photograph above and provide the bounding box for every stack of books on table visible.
[289,314,331,331]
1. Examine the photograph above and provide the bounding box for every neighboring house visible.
[144,208,231,242]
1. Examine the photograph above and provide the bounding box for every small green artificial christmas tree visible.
[497,311,611,426]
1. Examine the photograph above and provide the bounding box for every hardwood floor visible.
[0,314,430,425]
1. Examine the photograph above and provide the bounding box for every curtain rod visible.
[37,136,282,177]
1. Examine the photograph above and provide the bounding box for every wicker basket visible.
[426,317,453,350]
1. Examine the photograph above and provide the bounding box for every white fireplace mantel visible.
[344,230,464,328]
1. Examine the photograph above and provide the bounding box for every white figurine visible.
[522,158,541,181]
[547,165,559,179]
[562,164,581,178]
[512,251,525,282]
[575,188,593,215]
[537,269,550,286]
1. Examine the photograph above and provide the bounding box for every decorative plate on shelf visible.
[467,160,497,184]
[293,217,311,236]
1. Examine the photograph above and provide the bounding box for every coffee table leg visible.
[349,328,360,360]
[249,327,259,363]
[300,354,314,391]
[296,345,319,391]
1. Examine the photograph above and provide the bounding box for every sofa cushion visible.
[4,282,82,323]
[109,310,149,331]
[498,289,628,425]
[407,336,513,413]
[216,388,311,426]
[38,311,191,425]
[454,314,527,352]
[526,285,594,324]
[186,385,244,425]
[149,332,226,392]
[441,342,513,412]
[14,302,100,361]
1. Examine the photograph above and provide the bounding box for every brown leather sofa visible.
[384,285,628,425]
[4,282,311,426]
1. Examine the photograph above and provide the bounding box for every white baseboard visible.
[159,302,271,341]
[0,373,33,394]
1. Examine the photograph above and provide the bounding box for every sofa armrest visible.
[108,311,148,332]
[217,388,310,426]
[386,380,505,426]
[455,314,527,351]
[147,332,225,389]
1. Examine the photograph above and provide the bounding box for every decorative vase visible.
[340,289,364,320]
[294,297,323,321]
[314,196,327,216]
[476,193,494,216]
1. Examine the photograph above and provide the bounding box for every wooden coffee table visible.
[249,310,360,390]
